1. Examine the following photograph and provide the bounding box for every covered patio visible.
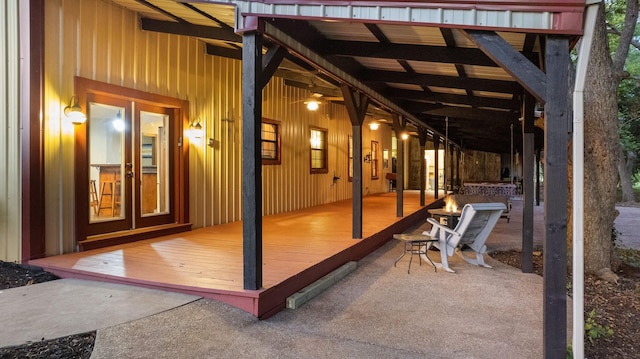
[30,191,442,318]
[4,0,596,356]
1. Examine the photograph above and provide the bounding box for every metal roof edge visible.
[216,0,586,34]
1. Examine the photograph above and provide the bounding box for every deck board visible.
[30,191,443,318]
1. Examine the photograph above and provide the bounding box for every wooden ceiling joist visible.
[140,17,241,42]
[359,70,520,94]
[206,43,241,60]
[314,40,502,67]
[407,103,517,123]
[385,89,516,111]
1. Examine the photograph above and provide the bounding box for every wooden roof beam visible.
[359,69,519,94]
[463,30,546,103]
[140,17,241,42]
[314,39,500,67]
[385,88,516,111]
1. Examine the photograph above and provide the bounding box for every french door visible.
[83,95,175,236]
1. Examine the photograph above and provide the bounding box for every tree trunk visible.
[618,147,636,202]
[582,4,620,277]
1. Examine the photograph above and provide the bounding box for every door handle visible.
[127,170,134,178]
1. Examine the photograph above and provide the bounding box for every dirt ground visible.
[491,249,640,359]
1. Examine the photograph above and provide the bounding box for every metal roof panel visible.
[354,57,407,72]
[379,24,447,46]
[311,22,378,41]
[111,0,175,21]
[407,61,459,76]
[464,65,513,81]
[429,86,468,95]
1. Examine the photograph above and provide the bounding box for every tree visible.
[579,0,638,281]
[617,77,640,201]
[608,0,640,201]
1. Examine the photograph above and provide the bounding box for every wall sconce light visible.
[64,95,86,125]
[363,153,372,163]
[189,119,203,139]
[368,122,379,130]
[401,133,409,140]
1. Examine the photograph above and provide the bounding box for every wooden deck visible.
[29,191,443,318]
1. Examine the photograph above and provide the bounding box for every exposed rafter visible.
[283,79,343,98]
[441,28,474,98]
[206,43,241,60]
[315,39,500,67]
[359,70,520,94]
[178,2,234,31]
[385,89,516,111]
[127,4,546,154]
[464,30,547,103]
[404,102,517,123]
[140,18,241,42]
[135,0,185,22]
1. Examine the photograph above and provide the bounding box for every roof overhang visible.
[110,0,589,152]
[227,0,585,35]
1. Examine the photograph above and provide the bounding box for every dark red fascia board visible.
[238,0,586,34]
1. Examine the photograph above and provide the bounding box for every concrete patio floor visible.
[88,198,570,358]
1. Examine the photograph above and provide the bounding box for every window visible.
[348,135,353,181]
[371,140,379,179]
[261,119,281,165]
[310,127,328,173]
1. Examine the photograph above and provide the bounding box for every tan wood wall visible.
[31,0,392,257]
[0,0,22,262]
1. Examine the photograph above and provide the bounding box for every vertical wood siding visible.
[40,0,394,255]
[0,0,21,262]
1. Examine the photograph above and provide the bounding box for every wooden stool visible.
[112,180,121,216]
[98,180,121,217]
[89,180,99,215]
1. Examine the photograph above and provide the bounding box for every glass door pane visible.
[139,110,170,217]
[89,103,126,223]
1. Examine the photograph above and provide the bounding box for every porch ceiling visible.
[108,0,576,153]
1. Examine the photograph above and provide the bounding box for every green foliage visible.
[618,79,640,158]
[633,170,640,188]
[566,343,573,359]
[605,0,640,60]
[605,0,640,184]
[616,247,640,267]
[612,227,620,246]
[585,309,614,344]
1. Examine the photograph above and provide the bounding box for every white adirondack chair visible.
[423,202,506,273]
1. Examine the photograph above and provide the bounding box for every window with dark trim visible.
[371,140,379,179]
[348,135,353,181]
[310,127,328,174]
[261,118,281,165]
